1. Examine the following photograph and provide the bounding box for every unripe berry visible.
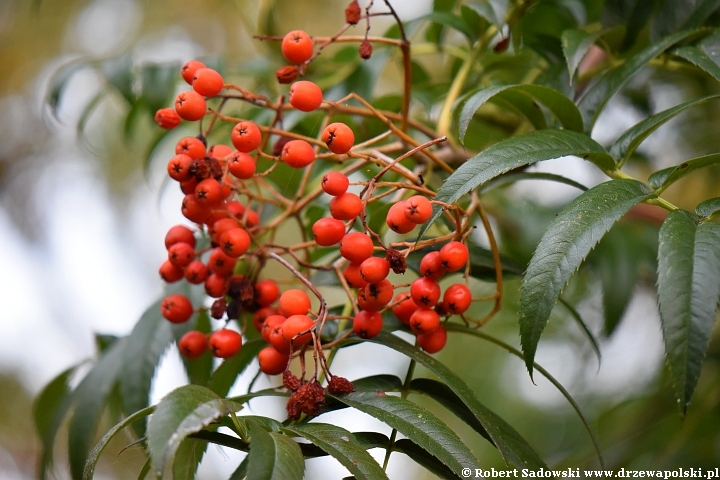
[289,80,323,112]
[281,30,314,64]
[208,329,242,358]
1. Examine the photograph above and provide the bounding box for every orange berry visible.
[175,136,206,159]
[339,232,374,263]
[192,67,224,97]
[174,90,206,121]
[322,171,349,196]
[231,121,262,153]
[161,294,193,323]
[442,283,472,314]
[343,262,367,289]
[282,314,314,347]
[419,251,446,280]
[411,277,441,308]
[439,241,469,272]
[322,122,354,154]
[386,201,415,234]
[404,195,433,224]
[281,139,315,168]
[289,80,323,112]
[208,144,233,160]
[278,289,312,317]
[281,30,314,64]
[208,329,242,358]
[255,280,280,307]
[409,308,440,336]
[258,346,289,375]
[194,178,224,207]
[391,293,419,325]
[155,108,181,129]
[165,225,196,250]
[228,151,256,179]
[417,325,447,353]
[179,330,207,359]
[359,257,390,284]
[159,260,184,283]
[181,60,206,85]
[330,192,362,220]
[312,217,346,246]
[353,310,383,339]
[219,227,251,258]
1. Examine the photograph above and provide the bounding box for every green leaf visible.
[673,45,720,81]
[229,457,249,480]
[561,29,602,82]
[458,85,584,141]
[558,297,602,365]
[393,439,461,480]
[420,11,476,41]
[352,374,403,391]
[144,129,174,175]
[696,197,720,218]
[246,420,304,480]
[648,153,720,191]
[652,0,720,40]
[140,62,180,113]
[468,241,525,279]
[479,171,589,194]
[172,438,206,480]
[409,378,492,444]
[578,29,706,133]
[465,1,504,27]
[283,423,388,480]
[119,299,175,438]
[622,0,660,50]
[519,179,653,378]
[68,338,126,480]
[83,405,155,480]
[366,331,547,470]
[207,338,266,396]
[610,95,720,163]
[146,385,243,476]
[657,211,720,413]
[420,130,614,238]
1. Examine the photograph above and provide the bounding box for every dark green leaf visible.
[283,423,388,480]
[696,197,720,217]
[366,331,547,470]
[610,95,720,163]
[69,338,126,480]
[657,211,720,412]
[172,438,206,480]
[207,338,266,397]
[578,29,706,133]
[558,297,602,365]
[419,11,476,41]
[229,457,249,480]
[652,0,720,40]
[673,45,720,81]
[138,457,151,480]
[420,130,614,238]
[465,0,504,27]
[468,241,525,279]
[519,179,653,378]
[622,0,660,50]
[246,420,304,480]
[146,384,243,476]
[393,439,461,480]
[648,153,720,191]
[409,378,492,444]
[479,171,589,194]
[561,29,602,82]
[458,85,584,141]
[352,374,403,392]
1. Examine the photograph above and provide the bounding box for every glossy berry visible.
[419,251,446,280]
[181,194,210,224]
[231,121,262,153]
[404,195,433,224]
[208,329,242,358]
[208,247,237,275]
[281,139,315,168]
[278,289,312,317]
[339,232,374,263]
[312,217,346,246]
[359,257,390,284]
[159,260,184,283]
[174,90,207,121]
[195,178,224,207]
[321,171,349,196]
[208,144,233,161]
[258,346,289,375]
[282,314,314,347]
[361,279,394,311]
[205,273,228,298]
[343,262,367,289]
[353,310,383,339]
[386,201,416,234]
[322,122,354,154]
[167,154,194,182]
[409,308,440,336]
[184,260,209,284]
[391,293,419,325]
[439,241,469,272]
[219,227,251,258]
[254,279,280,307]
[178,330,207,359]
[442,283,472,314]
[253,307,277,332]
[192,67,224,97]
[261,314,286,343]
[161,294,193,323]
[168,242,195,267]
[228,152,256,179]
[281,30,314,64]
[175,136,206,159]
[165,225,196,249]
[181,60,206,84]
[417,325,447,354]
[268,323,291,355]
[330,192,362,220]
[289,80,323,112]
[155,108,181,129]
[210,218,241,244]
[410,277,441,308]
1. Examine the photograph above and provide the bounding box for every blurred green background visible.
[1,0,719,478]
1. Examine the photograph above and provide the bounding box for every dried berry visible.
[276,65,300,84]
[283,370,301,391]
[386,248,407,274]
[328,375,355,395]
[210,298,227,319]
[345,0,361,25]
[359,40,373,59]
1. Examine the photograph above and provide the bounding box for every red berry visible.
[228,151,256,179]
[174,90,207,121]
[205,272,229,298]
[417,325,447,353]
[278,289,312,317]
[439,241,469,272]
[343,262,367,289]
[255,280,280,307]
[208,247,237,276]
[258,346,289,375]
[168,242,195,267]
[209,144,233,161]
[210,218,241,244]
[165,225,196,249]
[322,171,349,196]
[409,308,440,336]
[330,192,362,220]
[209,329,242,358]
[359,257,390,284]
[181,194,211,224]
[159,260,184,283]
[282,314,314,347]
[391,293,419,325]
[167,154,194,182]
[411,277,441,308]
[322,122,354,154]
[361,279,394,311]
[262,315,286,343]
[192,67,224,97]
[161,294,194,323]
[281,30,314,64]
[404,195,433,224]
[231,121,262,153]
[155,108,181,129]
[312,217,346,246]
[195,178,224,207]
[179,330,207,359]
[184,260,209,284]
[269,322,291,355]
[289,80,323,112]
[281,139,315,168]
[176,137,206,159]
[419,251,446,280]
[219,227,251,258]
[181,60,206,85]
[340,232,374,263]
[353,310,383,339]
[442,283,472,314]
[386,201,415,234]
[253,307,277,332]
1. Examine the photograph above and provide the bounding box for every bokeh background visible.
[1,0,720,478]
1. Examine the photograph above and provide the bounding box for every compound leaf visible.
[246,420,304,480]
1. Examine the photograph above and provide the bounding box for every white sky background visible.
[0,0,673,477]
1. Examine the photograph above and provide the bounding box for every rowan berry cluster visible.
[151,4,486,419]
